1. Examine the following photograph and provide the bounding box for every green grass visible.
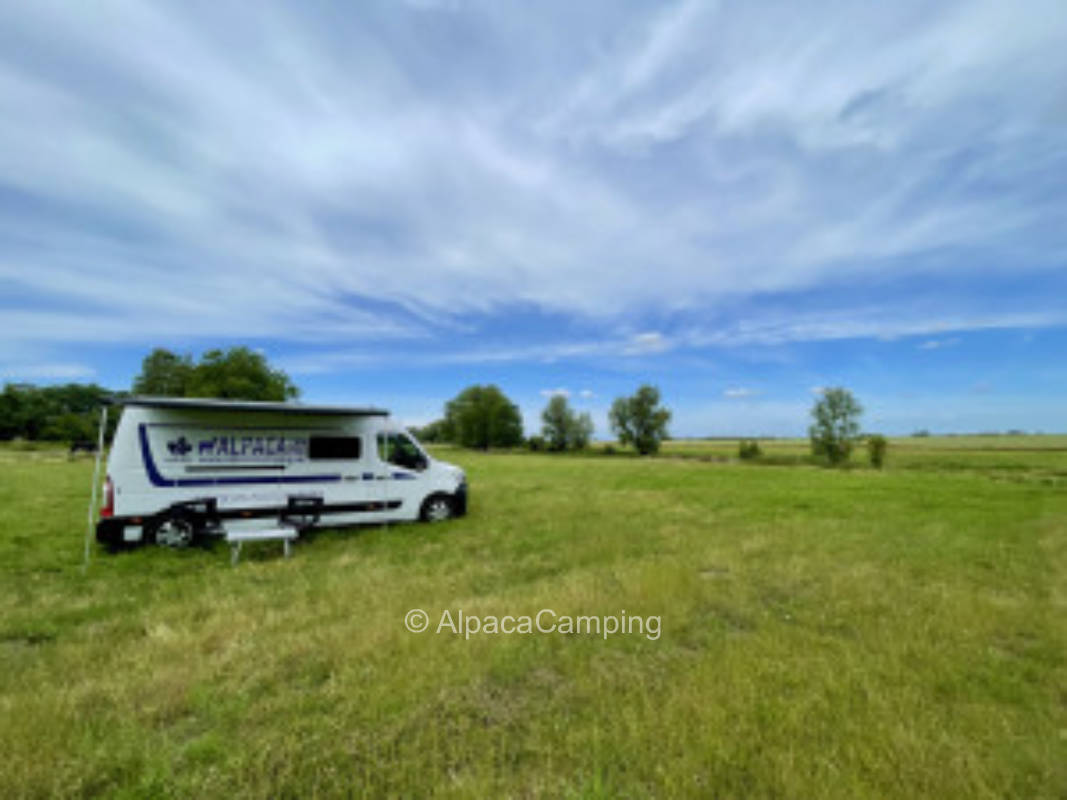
[0,441,1065,797]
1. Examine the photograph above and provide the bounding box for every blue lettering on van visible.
[191,434,307,461]
[141,425,339,488]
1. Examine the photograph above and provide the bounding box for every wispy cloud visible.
[275,307,1065,374]
[723,387,761,399]
[0,0,1063,374]
[918,337,962,350]
[685,310,1067,349]
[0,362,96,381]
[622,332,671,356]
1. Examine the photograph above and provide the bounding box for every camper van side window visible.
[308,436,362,460]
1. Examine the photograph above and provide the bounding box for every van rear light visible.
[100,476,114,519]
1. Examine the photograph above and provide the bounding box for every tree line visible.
[412,383,672,455]
[2,343,881,466]
[0,383,116,442]
[423,383,884,466]
[0,347,296,444]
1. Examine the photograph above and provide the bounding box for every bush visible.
[867,434,888,469]
[527,435,546,452]
[738,439,762,460]
[602,444,616,456]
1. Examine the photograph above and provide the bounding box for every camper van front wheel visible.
[148,516,196,548]
[421,495,453,523]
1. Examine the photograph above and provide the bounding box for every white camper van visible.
[95,397,467,549]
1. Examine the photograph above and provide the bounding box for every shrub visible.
[738,439,762,460]
[867,434,888,469]
[526,435,546,452]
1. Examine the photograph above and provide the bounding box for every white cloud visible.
[0,362,96,381]
[918,337,962,350]
[539,387,571,398]
[0,1,1063,362]
[622,332,671,356]
[579,389,595,399]
[684,310,1067,349]
[723,387,761,398]
[273,307,1065,373]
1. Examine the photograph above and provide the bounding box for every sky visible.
[1,0,1065,436]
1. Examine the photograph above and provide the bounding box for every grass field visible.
[1,438,1065,797]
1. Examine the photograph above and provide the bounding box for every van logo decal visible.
[167,437,193,457]
[140,424,341,488]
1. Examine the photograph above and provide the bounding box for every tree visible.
[541,395,570,451]
[409,419,449,443]
[0,382,116,442]
[571,411,594,450]
[540,395,594,451]
[443,385,523,450]
[132,347,299,401]
[608,384,671,455]
[185,347,299,401]
[809,387,863,465]
[132,349,193,396]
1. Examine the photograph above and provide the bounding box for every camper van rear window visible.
[308,436,362,460]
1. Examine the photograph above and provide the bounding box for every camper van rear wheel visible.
[148,516,196,548]
[421,495,453,523]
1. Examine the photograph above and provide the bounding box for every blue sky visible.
[1,0,1065,436]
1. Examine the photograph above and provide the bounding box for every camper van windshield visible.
[378,433,426,471]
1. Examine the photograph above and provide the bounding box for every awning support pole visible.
[83,406,108,573]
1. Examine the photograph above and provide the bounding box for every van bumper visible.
[96,518,127,548]
[453,482,468,516]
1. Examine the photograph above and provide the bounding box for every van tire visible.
[420,494,453,523]
[146,515,196,548]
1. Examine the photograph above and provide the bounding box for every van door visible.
[302,433,378,526]
[376,431,430,519]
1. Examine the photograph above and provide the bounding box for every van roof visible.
[121,396,389,417]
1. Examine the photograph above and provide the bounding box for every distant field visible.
[0,439,1064,797]
[659,434,1067,476]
